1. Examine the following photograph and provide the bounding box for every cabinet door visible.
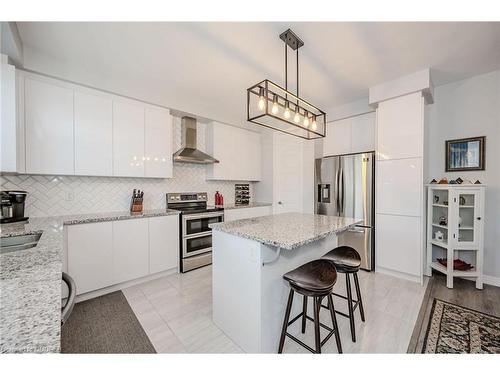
[351,112,375,153]
[112,218,149,284]
[113,100,145,177]
[376,92,423,160]
[1,62,17,173]
[149,215,179,274]
[145,107,173,178]
[74,91,113,176]
[323,118,351,157]
[67,222,113,295]
[376,213,422,278]
[224,206,272,222]
[245,131,262,181]
[25,77,74,175]
[452,189,481,249]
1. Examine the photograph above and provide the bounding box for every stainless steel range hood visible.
[173,116,219,164]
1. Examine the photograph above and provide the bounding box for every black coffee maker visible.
[1,190,28,224]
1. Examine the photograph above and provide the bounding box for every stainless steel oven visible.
[167,192,224,273]
[182,211,224,258]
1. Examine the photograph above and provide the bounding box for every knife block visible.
[130,198,143,213]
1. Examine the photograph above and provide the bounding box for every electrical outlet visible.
[65,191,74,201]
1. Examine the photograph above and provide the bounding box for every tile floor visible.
[123,266,428,353]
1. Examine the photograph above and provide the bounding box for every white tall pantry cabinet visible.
[369,70,433,283]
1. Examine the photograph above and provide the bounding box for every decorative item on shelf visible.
[247,29,326,140]
[449,179,457,184]
[439,216,448,226]
[446,136,485,172]
[474,180,482,184]
[435,231,444,241]
[437,258,473,271]
[429,178,438,184]
[458,216,463,227]
[434,195,440,203]
[443,201,449,206]
[215,191,221,206]
[459,196,466,205]
[130,189,144,213]
[456,177,463,184]
[438,178,448,184]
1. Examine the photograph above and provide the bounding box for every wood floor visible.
[123,266,429,353]
[408,271,500,353]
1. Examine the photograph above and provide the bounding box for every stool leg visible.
[301,295,307,334]
[327,293,343,354]
[278,289,294,353]
[345,273,356,342]
[353,272,365,322]
[313,296,321,353]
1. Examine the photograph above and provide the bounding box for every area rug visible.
[61,291,156,353]
[422,298,500,353]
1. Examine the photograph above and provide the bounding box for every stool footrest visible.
[284,312,338,354]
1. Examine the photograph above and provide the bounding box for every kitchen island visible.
[210,212,360,353]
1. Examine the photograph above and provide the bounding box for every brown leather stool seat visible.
[321,246,365,342]
[283,259,337,294]
[322,246,361,273]
[278,259,342,354]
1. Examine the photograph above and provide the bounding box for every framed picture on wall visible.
[445,136,485,172]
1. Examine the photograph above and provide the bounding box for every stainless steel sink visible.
[0,232,42,254]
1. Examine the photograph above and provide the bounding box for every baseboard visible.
[75,268,178,303]
[483,274,500,287]
[375,266,423,284]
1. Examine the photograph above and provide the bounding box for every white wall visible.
[427,70,500,281]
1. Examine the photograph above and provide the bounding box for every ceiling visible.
[16,22,500,127]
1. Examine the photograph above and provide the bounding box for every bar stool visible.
[278,259,342,354]
[321,246,365,342]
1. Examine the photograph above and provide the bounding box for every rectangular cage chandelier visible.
[247,29,326,140]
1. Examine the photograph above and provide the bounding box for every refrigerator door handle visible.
[339,166,345,213]
[335,168,340,213]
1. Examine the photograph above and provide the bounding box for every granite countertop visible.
[216,202,272,210]
[0,208,179,353]
[210,212,362,250]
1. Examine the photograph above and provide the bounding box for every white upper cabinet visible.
[323,112,375,157]
[1,60,18,173]
[25,75,74,175]
[351,112,375,153]
[19,71,173,178]
[376,92,423,160]
[206,122,261,181]
[323,118,351,156]
[112,100,145,177]
[144,106,173,178]
[74,91,113,176]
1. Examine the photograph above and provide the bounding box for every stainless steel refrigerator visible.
[315,152,375,270]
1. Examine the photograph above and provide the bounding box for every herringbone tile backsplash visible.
[0,164,251,217]
[0,119,253,217]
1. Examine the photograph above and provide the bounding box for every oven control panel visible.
[167,192,207,204]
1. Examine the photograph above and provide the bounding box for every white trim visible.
[375,266,423,285]
[483,275,500,288]
[75,267,178,303]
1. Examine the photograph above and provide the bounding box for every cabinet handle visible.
[476,217,481,220]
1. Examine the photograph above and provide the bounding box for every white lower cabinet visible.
[224,206,272,222]
[67,222,113,295]
[112,218,149,284]
[66,215,179,296]
[149,215,179,274]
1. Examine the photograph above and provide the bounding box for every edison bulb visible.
[294,112,300,123]
[258,96,265,111]
[283,107,290,119]
[311,119,317,130]
[272,102,279,115]
[303,116,309,127]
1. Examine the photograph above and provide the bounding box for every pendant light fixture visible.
[247,29,326,139]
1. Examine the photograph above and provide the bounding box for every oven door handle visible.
[183,212,224,221]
